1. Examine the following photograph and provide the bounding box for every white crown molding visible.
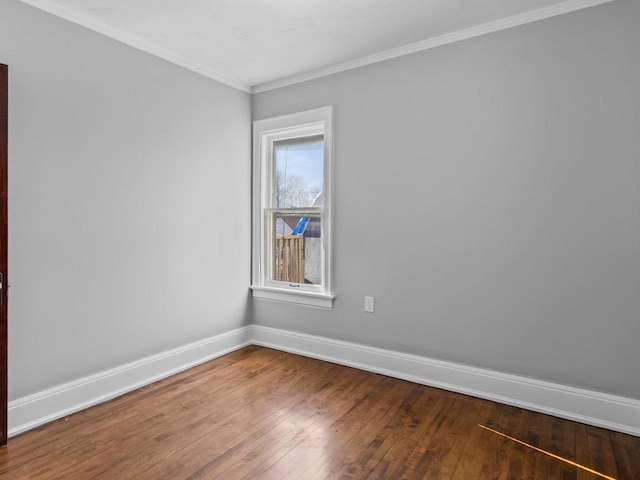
[18,0,615,95]
[17,0,252,93]
[8,326,253,437]
[251,0,617,93]
[252,325,640,437]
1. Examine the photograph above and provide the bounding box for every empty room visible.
[0,0,639,478]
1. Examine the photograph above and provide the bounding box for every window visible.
[251,107,334,308]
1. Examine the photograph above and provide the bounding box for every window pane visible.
[270,211,322,285]
[273,135,323,208]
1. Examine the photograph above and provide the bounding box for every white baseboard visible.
[9,324,640,438]
[8,326,253,437]
[252,325,640,437]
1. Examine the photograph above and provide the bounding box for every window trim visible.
[251,106,334,308]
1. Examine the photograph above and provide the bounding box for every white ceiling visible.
[21,0,612,92]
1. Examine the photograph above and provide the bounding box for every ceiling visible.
[21,0,611,92]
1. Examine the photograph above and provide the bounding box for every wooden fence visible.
[274,235,304,283]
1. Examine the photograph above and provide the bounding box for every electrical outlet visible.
[364,296,375,313]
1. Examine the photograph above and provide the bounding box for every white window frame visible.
[251,106,334,308]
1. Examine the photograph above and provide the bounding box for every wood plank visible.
[1,346,638,479]
[609,427,640,480]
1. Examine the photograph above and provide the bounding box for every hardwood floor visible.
[1,346,638,479]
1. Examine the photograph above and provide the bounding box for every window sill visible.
[250,285,335,309]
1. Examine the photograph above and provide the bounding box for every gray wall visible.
[2,0,639,406]
[252,0,640,400]
[1,0,251,399]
